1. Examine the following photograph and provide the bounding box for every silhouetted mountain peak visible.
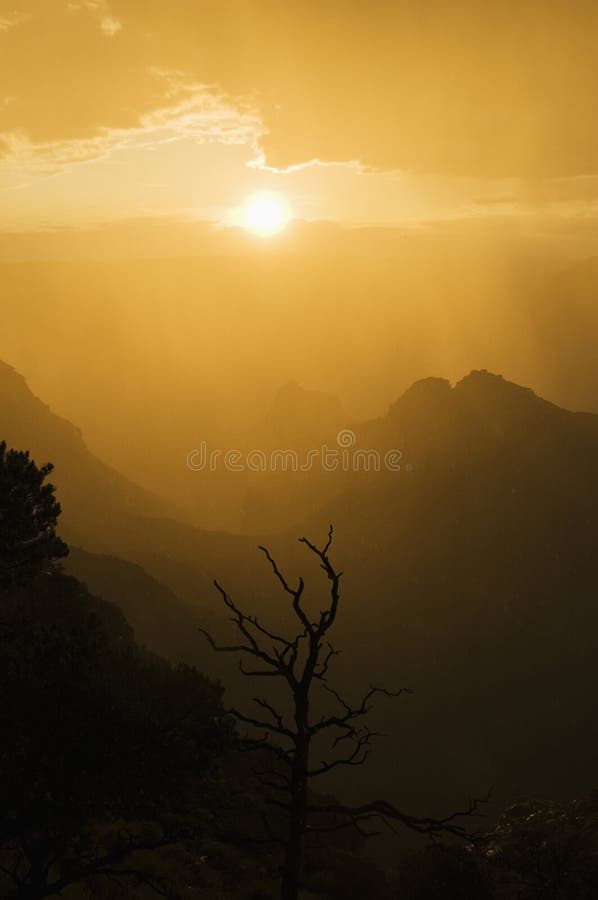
[0,357,84,449]
[452,370,563,432]
[0,359,24,384]
[361,369,590,466]
[390,376,451,412]
[385,378,452,434]
[261,381,351,445]
[455,369,535,400]
[0,358,42,404]
[275,379,302,398]
[0,358,178,546]
[388,369,560,426]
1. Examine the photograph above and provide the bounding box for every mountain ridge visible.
[3,357,598,825]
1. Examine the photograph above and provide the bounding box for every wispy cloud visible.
[66,1,122,37]
[100,15,121,36]
[249,153,365,176]
[0,81,262,175]
[140,81,262,146]
[0,11,29,31]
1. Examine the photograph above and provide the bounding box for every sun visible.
[242,192,289,236]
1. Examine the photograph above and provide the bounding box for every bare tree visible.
[201,526,483,900]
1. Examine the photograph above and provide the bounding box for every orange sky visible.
[2,1,598,528]
[1,1,598,235]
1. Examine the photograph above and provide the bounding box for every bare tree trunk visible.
[202,529,476,900]
[280,771,306,900]
[281,694,310,900]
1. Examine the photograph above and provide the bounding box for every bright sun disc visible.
[243,193,289,236]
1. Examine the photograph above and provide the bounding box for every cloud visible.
[0,85,261,174]
[100,15,122,36]
[66,0,121,35]
[0,11,29,31]
[248,153,365,176]
[138,78,261,146]
[0,4,262,172]
[2,2,598,179]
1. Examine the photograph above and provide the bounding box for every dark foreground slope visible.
[65,546,211,662]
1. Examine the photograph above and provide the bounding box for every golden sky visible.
[3,1,598,527]
[2,1,598,233]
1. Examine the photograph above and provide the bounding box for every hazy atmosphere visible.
[2,3,598,899]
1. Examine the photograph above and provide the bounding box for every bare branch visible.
[259,545,312,633]
[228,707,293,741]
[308,794,491,841]
[298,526,341,635]
[213,580,284,669]
[201,526,479,900]
[238,659,285,678]
[306,815,383,838]
[311,683,412,736]
[314,642,340,681]
[251,698,294,739]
